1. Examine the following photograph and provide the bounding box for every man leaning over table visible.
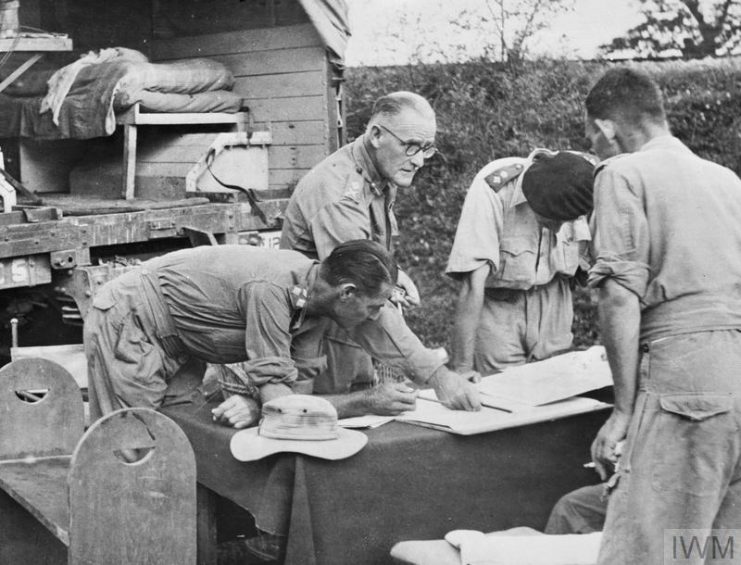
[446,149,595,376]
[586,67,741,564]
[84,239,474,430]
[281,90,480,416]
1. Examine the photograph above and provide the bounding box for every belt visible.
[139,269,187,359]
[485,285,548,302]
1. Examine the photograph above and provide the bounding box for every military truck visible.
[0,0,347,359]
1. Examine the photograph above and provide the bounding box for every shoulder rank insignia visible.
[343,179,363,203]
[484,163,525,192]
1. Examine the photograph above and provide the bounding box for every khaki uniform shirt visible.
[588,135,741,341]
[280,136,442,384]
[445,151,591,372]
[446,152,590,287]
[280,136,398,259]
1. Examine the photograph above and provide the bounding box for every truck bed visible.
[0,193,286,260]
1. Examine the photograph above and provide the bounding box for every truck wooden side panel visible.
[150,22,334,193]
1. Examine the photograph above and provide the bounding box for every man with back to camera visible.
[281,90,481,415]
[84,239,463,427]
[586,67,741,563]
[446,148,595,375]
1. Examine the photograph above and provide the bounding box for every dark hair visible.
[585,67,666,126]
[320,240,399,296]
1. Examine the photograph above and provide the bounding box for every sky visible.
[344,0,645,66]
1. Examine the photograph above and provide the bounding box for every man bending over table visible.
[84,239,480,429]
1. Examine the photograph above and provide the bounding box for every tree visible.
[483,0,576,63]
[601,0,741,59]
[364,0,575,66]
[447,0,575,64]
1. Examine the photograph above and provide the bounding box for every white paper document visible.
[395,396,610,436]
[476,346,613,407]
[338,415,396,429]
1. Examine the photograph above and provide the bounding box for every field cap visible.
[230,394,368,461]
[521,151,595,221]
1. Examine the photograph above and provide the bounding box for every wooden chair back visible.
[0,357,84,459]
[68,407,197,565]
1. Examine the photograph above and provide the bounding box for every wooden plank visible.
[122,124,137,199]
[269,120,327,146]
[270,145,327,170]
[136,121,326,149]
[0,201,288,257]
[235,70,326,99]
[151,24,320,61]
[215,47,325,77]
[0,358,85,459]
[0,36,73,52]
[243,96,327,123]
[68,409,197,564]
[0,54,43,95]
[0,458,72,545]
[116,106,248,126]
[269,168,310,190]
[135,141,324,170]
[0,489,68,564]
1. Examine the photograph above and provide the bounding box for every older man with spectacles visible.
[280,91,480,418]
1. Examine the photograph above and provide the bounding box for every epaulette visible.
[594,154,628,176]
[484,163,525,192]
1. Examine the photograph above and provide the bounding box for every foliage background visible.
[344,57,741,350]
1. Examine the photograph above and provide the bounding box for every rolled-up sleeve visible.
[237,281,298,386]
[446,173,504,278]
[289,316,330,394]
[588,166,651,298]
[348,303,443,383]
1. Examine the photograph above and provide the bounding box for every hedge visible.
[344,57,741,350]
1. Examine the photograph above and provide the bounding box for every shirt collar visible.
[352,135,390,196]
[289,262,319,331]
[638,134,686,153]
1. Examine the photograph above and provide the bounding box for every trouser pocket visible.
[651,393,736,496]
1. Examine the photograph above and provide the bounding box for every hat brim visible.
[230,427,368,461]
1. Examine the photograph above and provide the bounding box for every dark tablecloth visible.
[161,400,608,565]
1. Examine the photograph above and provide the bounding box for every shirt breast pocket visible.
[499,239,536,288]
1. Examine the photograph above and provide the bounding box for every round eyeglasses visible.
[378,124,437,159]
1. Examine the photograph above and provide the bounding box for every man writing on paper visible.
[446,149,595,375]
[281,90,480,416]
[84,240,458,427]
[586,67,741,564]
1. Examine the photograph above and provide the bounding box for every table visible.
[161,398,609,565]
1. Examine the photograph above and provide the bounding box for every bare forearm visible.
[318,391,376,418]
[598,279,641,416]
[260,382,293,404]
[450,266,488,371]
[318,381,417,418]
